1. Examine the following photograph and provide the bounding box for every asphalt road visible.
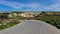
[0,20,59,34]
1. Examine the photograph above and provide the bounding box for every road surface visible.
[0,20,59,34]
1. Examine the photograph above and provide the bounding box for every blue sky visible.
[0,0,60,11]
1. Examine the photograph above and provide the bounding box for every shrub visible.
[35,16,60,29]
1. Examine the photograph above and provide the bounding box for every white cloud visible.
[0,0,60,11]
[0,0,42,9]
[45,0,60,11]
[0,1,25,9]
[28,3,41,8]
[46,3,59,9]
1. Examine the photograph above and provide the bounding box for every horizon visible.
[0,11,60,13]
[0,0,60,11]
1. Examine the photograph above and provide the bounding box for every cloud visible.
[0,0,44,11]
[0,1,38,9]
[0,0,60,11]
[28,3,41,8]
[45,0,60,11]
[0,1,25,9]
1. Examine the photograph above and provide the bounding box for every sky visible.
[0,0,60,11]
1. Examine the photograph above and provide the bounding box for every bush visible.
[35,16,60,29]
[0,20,20,30]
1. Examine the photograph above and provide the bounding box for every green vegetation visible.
[34,12,60,29]
[0,20,20,30]
[35,16,60,29]
[0,12,60,30]
[0,13,21,30]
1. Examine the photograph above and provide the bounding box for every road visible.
[0,20,59,34]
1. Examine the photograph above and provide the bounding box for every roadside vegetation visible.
[0,11,60,30]
[34,11,60,29]
[0,19,20,30]
[0,13,20,30]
